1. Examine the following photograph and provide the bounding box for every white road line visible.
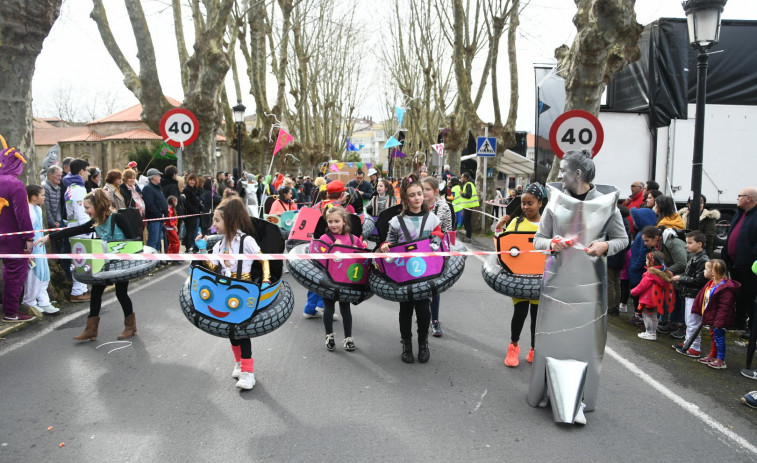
[0,267,184,357]
[606,346,757,455]
[473,389,488,413]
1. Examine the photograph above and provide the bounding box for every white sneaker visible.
[619,303,628,313]
[38,304,60,314]
[235,372,255,390]
[232,362,242,379]
[574,402,587,425]
[638,332,657,341]
[302,311,322,319]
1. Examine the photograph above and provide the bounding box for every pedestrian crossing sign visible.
[476,137,497,157]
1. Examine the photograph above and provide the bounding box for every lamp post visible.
[214,146,221,180]
[681,0,726,231]
[232,101,246,181]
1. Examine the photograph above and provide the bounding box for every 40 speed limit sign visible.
[160,108,200,148]
[548,109,604,159]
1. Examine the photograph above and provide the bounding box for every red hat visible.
[326,180,346,194]
[126,161,137,169]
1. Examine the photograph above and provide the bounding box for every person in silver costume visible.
[528,148,628,424]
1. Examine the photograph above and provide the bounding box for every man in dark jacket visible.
[142,168,168,251]
[671,230,710,351]
[722,186,757,331]
[347,170,373,214]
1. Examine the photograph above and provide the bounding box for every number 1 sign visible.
[548,109,604,159]
[160,108,200,148]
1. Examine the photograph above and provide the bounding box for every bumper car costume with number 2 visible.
[180,218,294,338]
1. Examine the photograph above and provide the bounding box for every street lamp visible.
[681,0,726,231]
[232,101,246,181]
[214,146,221,181]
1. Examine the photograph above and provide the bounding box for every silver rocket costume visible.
[527,183,628,423]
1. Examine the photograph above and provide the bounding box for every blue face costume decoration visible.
[191,267,281,325]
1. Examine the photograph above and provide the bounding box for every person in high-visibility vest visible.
[448,177,463,229]
[459,172,479,241]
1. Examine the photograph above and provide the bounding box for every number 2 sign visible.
[548,109,604,159]
[160,108,200,148]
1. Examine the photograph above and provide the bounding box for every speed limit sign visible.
[548,109,604,159]
[160,108,200,148]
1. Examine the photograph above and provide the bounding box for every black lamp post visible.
[681,0,726,231]
[232,101,246,180]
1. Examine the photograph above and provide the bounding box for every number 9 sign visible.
[548,109,604,159]
[160,108,200,148]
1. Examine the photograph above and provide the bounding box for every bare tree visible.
[546,0,642,181]
[0,0,62,181]
[91,0,236,174]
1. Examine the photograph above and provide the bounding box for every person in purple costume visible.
[0,136,35,322]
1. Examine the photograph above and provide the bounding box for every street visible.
[1,243,756,462]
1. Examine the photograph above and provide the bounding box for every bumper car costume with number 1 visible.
[288,214,373,304]
[180,218,294,338]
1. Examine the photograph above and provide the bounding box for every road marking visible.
[473,389,488,413]
[606,346,757,455]
[0,266,184,357]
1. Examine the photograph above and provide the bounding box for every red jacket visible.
[624,191,645,233]
[630,267,675,315]
[692,279,741,328]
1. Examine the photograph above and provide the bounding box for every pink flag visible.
[273,129,294,156]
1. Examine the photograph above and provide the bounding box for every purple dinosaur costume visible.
[0,136,34,319]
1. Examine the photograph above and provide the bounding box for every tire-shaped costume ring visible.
[369,242,467,302]
[72,246,160,285]
[481,253,542,299]
[179,273,294,339]
[287,243,373,304]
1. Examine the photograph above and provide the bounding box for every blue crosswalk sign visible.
[476,137,497,157]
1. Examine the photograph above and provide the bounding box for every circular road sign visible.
[548,109,604,159]
[160,108,200,148]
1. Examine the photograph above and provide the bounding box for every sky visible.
[32,0,757,133]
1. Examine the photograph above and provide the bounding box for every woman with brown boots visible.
[35,189,139,341]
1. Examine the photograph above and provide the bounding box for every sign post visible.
[160,108,200,174]
[476,131,497,230]
[548,109,604,158]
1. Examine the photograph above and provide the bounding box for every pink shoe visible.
[708,358,727,370]
[526,348,534,364]
[504,343,520,368]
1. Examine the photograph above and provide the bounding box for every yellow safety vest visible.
[459,181,480,209]
[450,185,463,212]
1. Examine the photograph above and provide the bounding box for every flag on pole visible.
[383,136,402,149]
[395,106,405,127]
[391,148,406,158]
[431,143,444,157]
[273,129,294,156]
[346,139,359,151]
[154,142,177,160]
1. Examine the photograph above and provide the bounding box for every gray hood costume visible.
[528,183,628,423]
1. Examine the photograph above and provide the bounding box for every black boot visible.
[418,336,430,363]
[401,339,414,363]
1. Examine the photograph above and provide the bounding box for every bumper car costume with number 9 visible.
[288,216,373,304]
[70,238,159,285]
[179,217,294,338]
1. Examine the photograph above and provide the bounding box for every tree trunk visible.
[0,0,62,183]
[546,0,642,182]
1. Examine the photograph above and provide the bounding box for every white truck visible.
[536,18,757,239]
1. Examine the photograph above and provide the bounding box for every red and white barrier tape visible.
[0,248,555,261]
[0,212,212,237]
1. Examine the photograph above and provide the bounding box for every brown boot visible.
[73,317,100,341]
[118,313,137,340]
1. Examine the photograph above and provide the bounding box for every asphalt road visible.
[1,245,757,462]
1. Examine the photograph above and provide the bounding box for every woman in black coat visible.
[201,176,221,235]
[182,173,203,251]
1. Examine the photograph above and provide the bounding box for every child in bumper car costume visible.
[200,198,272,390]
[379,174,444,364]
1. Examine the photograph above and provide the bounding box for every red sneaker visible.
[526,348,535,364]
[708,358,727,370]
[504,343,520,368]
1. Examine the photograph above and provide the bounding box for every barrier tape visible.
[0,212,214,237]
[0,248,557,261]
